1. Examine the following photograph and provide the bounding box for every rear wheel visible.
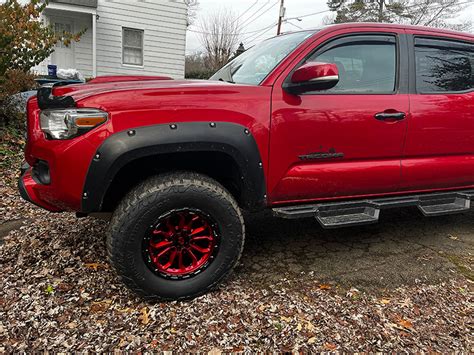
[107,172,245,300]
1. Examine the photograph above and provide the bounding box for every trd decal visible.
[299,148,344,161]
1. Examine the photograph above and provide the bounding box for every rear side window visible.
[306,35,397,94]
[415,38,474,93]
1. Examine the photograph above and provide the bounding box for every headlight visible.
[40,108,108,140]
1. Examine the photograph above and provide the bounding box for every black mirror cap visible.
[283,77,339,95]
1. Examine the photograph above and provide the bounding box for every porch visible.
[38,0,97,77]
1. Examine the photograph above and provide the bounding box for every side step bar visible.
[272,190,474,229]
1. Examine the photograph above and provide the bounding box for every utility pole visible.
[277,0,285,35]
[378,0,385,22]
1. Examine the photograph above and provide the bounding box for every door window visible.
[304,35,397,94]
[54,22,72,48]
[414,38,474,93]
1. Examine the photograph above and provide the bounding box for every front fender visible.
[81,121,266,212]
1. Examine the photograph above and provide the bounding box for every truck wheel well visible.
[101,151,243,212]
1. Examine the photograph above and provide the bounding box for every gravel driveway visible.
[1,174,473,351]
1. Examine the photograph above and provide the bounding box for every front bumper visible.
[18,162,63,212]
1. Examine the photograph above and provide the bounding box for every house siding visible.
[33,0,186,79]
[95,0,187,78]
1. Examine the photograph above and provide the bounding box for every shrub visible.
[0,69,37,129]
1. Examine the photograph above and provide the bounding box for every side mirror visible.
[283,62,339,94]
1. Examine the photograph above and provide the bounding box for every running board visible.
[272,190,474,229]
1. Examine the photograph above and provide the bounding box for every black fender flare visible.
[81,121,267,212]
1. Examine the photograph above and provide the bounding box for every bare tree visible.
[184,0,199,27]
[327,0,472,31]
[406,0,472,31]
[198,9,241,72]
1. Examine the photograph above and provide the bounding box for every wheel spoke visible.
[186,248,199,266]
[152,229,172,237]
[178,212,186,229]
[190,243,211,254]
[156,246,173,258]
[178,250,184,270]
[190,226,206,236]
[150,240,173,249]
[190,235,213,241]
[162,249,177,270]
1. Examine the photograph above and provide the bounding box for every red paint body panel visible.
[87,75,173,84]
[21,23,474,213]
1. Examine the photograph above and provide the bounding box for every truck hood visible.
[52,78,238,103]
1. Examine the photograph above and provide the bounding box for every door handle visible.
[374,111,406,121]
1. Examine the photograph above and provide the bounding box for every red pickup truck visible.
[19,23,474,300]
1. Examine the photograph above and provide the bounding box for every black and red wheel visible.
[107,172,245,300]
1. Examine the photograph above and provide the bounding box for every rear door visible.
[268,28,410,204]
[401,34,474,192]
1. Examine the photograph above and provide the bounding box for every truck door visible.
[401,34,474,192]
[268,30,410,204]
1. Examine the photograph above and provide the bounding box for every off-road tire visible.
[107,172,245,301]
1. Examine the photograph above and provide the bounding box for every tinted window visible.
[211,31,315,85]
[415,38,474,93]
[306,38,396,94]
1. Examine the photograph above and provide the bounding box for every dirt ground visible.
[1,176,473,351]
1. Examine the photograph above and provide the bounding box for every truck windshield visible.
[210,30,316,85]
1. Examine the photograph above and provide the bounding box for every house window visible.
[122,28,144,66]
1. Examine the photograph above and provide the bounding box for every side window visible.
[415,38,474,93]
[305,36,397,94]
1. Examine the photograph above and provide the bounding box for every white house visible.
[35,0,187,79]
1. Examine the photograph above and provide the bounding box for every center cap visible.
[178,236,186,245]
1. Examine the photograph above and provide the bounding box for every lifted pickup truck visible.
[19,23,474,300]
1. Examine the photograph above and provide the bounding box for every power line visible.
[188,22,278,36]
[286,9,332,21]
[243,22,279,42]
[233,0,260,24]
[240,0,280,29]
[239,0,272,28]
[245,23,279,45]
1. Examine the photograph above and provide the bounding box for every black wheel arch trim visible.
[81,121,267,213]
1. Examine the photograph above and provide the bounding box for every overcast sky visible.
[185,0,474,54]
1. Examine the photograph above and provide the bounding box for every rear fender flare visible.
[81,121,267,212]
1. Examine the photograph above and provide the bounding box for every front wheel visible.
[107,172,245,300]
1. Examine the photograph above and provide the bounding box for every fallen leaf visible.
[398,318,413,329]
[90,300,112,314]
[116,307,134,314]
[381,298,391,305]
[138,307,150,325]
[448,234,458,241]
[324,343,337,351]
[319,284,331,290]
[209,348,222,355]
[84,263,108,271]
[308,337,317,344]
[305,321,315,331]
[297,323,302,331]
[280,316,292,322]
